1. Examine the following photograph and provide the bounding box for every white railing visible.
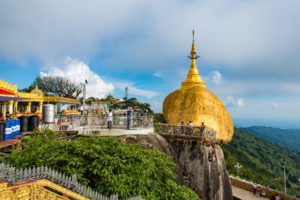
[51,115,153,131]
[0,162,143,200]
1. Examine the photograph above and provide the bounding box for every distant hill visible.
[222,128,300,196]
[240,126,300,152]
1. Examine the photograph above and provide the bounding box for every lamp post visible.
[235,162,242,177]
[281,158,287,195]
[81,80,88,115]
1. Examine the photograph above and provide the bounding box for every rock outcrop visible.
[120,134,233,200]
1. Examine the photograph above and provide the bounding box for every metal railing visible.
[51,115,153,131]
[154,123,217,139]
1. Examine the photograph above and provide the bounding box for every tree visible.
[33,76,82,99]
[106,94,114,100]
[19,85,35,93]
[7,129,200,200]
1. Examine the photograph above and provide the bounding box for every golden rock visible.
[163,31,234,143]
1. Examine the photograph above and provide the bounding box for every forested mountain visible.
[240,126,300,152]
[222,128,300,196]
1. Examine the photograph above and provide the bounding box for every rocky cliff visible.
[120,134,232,200]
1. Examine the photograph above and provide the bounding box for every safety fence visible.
[0,162,143,200]
[51,115,153,132]
[154,123,217,139]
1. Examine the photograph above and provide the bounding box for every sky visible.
[1,0,300,128]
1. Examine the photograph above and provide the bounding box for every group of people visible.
[107,109,133,130]
[177,121,206,136]
[253,185,266,197]
[253,185,282,200]
[271,195,281,200]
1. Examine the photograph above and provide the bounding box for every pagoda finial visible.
[192,29,195,41]
[188,30,199,60]
[181,30,205,89]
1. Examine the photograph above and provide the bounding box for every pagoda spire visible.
[188,29,199,60]
[181,30,206,89]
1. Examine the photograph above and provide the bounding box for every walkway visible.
[232,185,268,200]
[230,177,294,200]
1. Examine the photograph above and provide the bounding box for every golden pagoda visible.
[163,31,234,143]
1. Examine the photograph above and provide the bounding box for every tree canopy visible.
[6,129,199,200]
[32,76,82,99]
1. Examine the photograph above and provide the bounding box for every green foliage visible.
[18,85,35,93]
[241,126,300,152]
[109,97,154,114]
[7,129,199,200]
[153,113,166,123]
[106,94,114,100]
[222,128,300,196]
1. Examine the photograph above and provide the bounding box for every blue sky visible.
[1,0,300,128]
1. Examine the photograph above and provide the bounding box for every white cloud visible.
[153,71,163,78]
[207,70,222,84]
[226,96,245,108]
[41,58,159,99]
[2,0,300,79]
[1,0,300,125]
[226,96,235,107]
[272,102,279,109]
[237,98,245,108]
[41,57,114,98]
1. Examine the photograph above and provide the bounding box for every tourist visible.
[137,112,141,127]
[5,112,11,120]
[253,185,261,196]
[127,109,132,130]
[178,121,184,134]
[107,109,113,130]
[261,190,266,197]
[274,194,280,200]
[188,121,193,135]
[200,122,206,137]
[255,185,261,197]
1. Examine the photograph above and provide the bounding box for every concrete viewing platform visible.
[77,126,154,136]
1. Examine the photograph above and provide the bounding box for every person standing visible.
[188,121,193,135]
[5,112,11,121]
[178,121,185,134]
[200,122,206,138]
[127,109,132,130]
[107,109,113,130]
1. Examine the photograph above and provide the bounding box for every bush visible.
[7,129,199,200]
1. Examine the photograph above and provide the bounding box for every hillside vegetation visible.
[222,128,300,196]
[240,126,300,152]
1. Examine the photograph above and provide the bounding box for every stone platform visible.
[77,127,154,136]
